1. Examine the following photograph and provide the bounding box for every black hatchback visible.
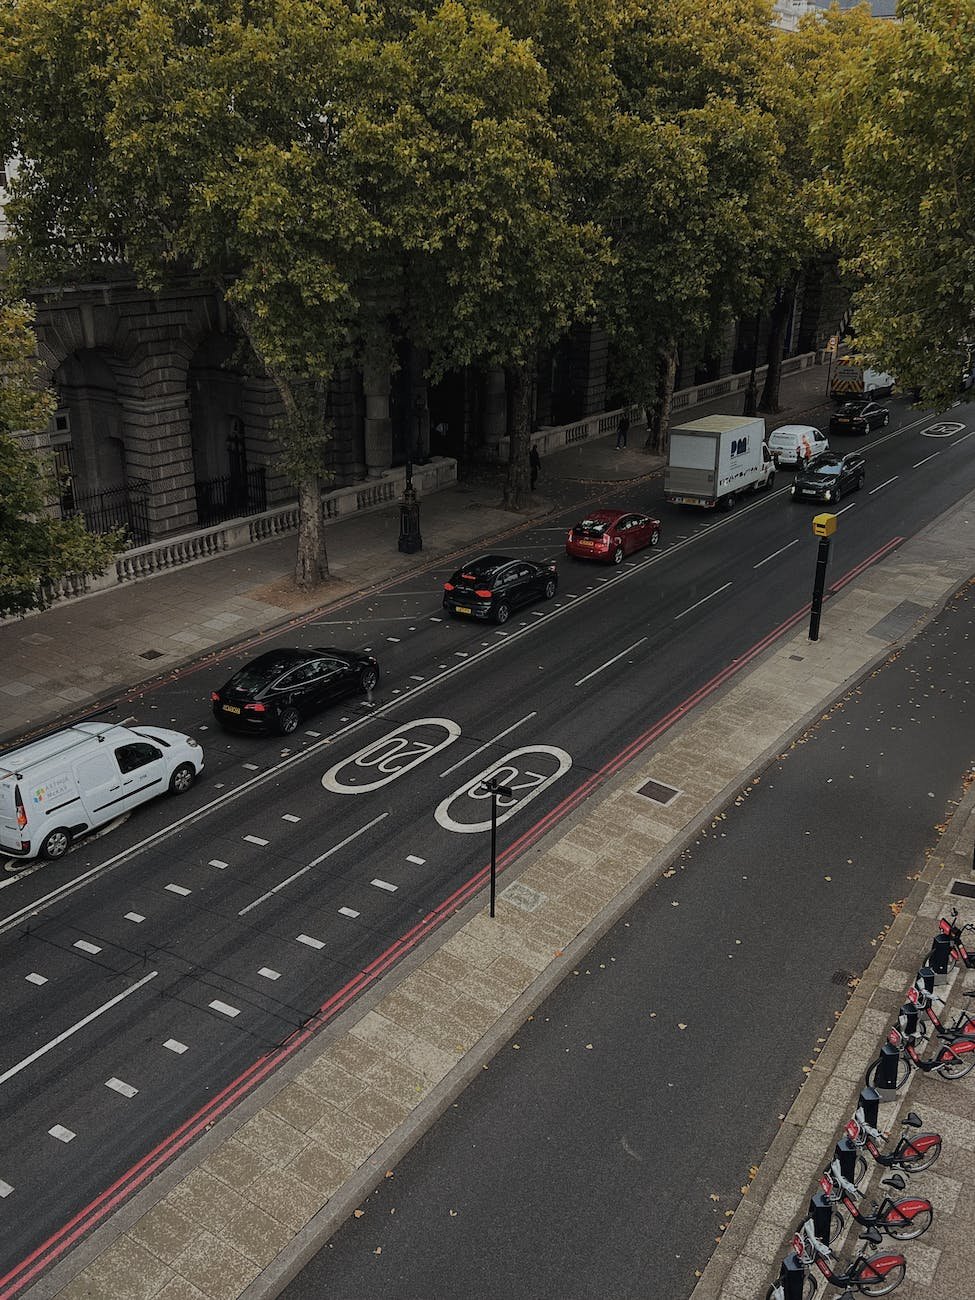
[790,452,866,505]
[829,401,890,435]
[211,647,380,734]
[443,555,558,624]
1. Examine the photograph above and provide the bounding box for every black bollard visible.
[858,1086,881,1130]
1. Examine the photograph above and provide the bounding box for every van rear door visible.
[0,779,23,852]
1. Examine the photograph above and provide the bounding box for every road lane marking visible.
[49,1126,75,1144]
[835,502,857,516]
[243,835,268,846]
[674,583,732,621]
[951,428,975,444]
[913,452,941,468]
[73,940,101,955]
[0,1181,12,1198]
[0,971,158,1088]
[258,968,281,981]
[209,1000,240,1018]
[371,879,397,892]
[296,934,325,950]
[339,907,360,919]
[439,712,537,778]
[574,638,647,687]
[25,973,47,985]
[282,814,300,823]
[165,883,191,896]
[208,859,228,870]
[753,539,798,568]
[106,1078,138,1099]
[164,1039,187,1054]
[406,855,425,865]
[869,476,899,494]
[238,814,389,916]
[124,913,145,923]
[435,746,573,834]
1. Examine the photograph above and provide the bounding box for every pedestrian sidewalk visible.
[0,360,832,747]
[19,481,975,1294]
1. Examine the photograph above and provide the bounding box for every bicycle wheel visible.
[824,1206,845,1243]
[765,1276,817,1300]
[883,1202,933,1241]
[856,1258,906,1296]
[936,1045,975,1080]
[865,1055,911,1090]
[896,1135,941,1173]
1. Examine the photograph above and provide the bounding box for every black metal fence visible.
[195,466,267,528]
[62,479,151,547]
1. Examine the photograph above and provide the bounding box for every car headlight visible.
[186,738,200,748]
[825,490,833,501]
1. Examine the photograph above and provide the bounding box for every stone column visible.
[121,393,197,537]
[362,359,392,479]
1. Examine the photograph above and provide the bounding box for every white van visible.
[767,424,829,468]
[0,721,204,861]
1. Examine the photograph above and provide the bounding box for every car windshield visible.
[230,656,299,689]
[837,405,863,415]
[806,459,841,477]
[575,519,612,535]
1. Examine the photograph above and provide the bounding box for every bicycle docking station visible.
[870,1039,905,1098]
[925,932,952,985]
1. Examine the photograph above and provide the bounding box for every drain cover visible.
[636,779,681,806]
[139,649,164,660]
[949,881,975,899]
[831,969,857,985]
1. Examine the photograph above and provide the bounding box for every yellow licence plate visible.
[455,605,472,615]
[222,704,242,715]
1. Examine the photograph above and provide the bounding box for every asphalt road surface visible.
[281,542,975,1300]
[1,397,974,1281]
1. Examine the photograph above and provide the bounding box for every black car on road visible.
[790,452,866,505]
[212,647,380,734]
[829,401,890,435]
[443,555,558,624]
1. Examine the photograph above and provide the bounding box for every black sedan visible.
[443,554,558,624]
[211,647,380,734]
[790,452,866,505]
[829,401,890,435]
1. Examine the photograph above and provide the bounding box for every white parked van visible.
[0,721,204,861]
[767,424,829,468]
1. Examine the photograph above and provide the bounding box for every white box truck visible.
[664,414,775,510]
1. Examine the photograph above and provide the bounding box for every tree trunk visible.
[295,473,328,587]
[759,281,797,414]
[502,361,532,510]
[645,343,677,455]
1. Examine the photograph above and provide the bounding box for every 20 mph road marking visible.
[0,971,158,1088]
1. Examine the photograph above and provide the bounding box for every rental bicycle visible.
[818,1162,933,1241]
[844,1109,941,1174]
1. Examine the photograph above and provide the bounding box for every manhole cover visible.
[140,649,164,660]
[635,778,681,806]
[949,881,975,899]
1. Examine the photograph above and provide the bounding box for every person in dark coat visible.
[530,444,541,489]
[616,412,630,449]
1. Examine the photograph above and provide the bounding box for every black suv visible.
[790,452,866,505]
[443,555,558,623]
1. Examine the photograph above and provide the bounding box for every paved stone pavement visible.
[10,361,975,1300]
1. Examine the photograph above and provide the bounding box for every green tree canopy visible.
[0,298,120,616]
[809,0,974,407]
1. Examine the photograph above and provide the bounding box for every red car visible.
[565,509,661,564]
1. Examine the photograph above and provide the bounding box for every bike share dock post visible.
[925,933,952,987]
[859,1086,881,1130]
[898,1001,920,1041]
[872,1041,905,1098]
[775,1253,808,1300]
[835,1136,861,1185]
[808,1192,834,1247]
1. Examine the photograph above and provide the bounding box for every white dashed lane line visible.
[439,711,537,779]
[164,1039,188,1054]
[913,452,940,468]
[0,1179,13,1197]
[244,835,268,846]
[0,972,158,1088]
[282,814,301,823]
[371,879,398,893]
[258,968,281,981]
[74,940,101,955]
[106,1077,138,1099]
[49,1126,75,1144]
[165,883,191,896]
[238,814,388,917]
[406,855,426,865]
[574,638,647,689]
[338,907,360,919]
[296,934,325,950]
[209,859,228,869]
[26,973,47,985]
[674,582,733,621]
[753,538,798,569]
[208,1000,240,1018]
[125,912,145,923]
[869,476,899,494]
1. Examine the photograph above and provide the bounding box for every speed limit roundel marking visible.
[322,718,462,794]
[921,421,964,438]
[434,745,572,834]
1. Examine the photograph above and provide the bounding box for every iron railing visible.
[195,466,267,528]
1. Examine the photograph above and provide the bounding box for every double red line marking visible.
[0,536,903,1299]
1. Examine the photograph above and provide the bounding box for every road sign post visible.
[486,776,514,917]
[808,513,837,641]
[824,333,837,396]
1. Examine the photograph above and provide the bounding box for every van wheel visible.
[723,493,736,511]
[169,763,196,795]
[41,828,71,860]
[766,472,775,491]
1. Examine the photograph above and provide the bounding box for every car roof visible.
[577,509,627,525]
[235,648,315,675]
[837,401,871,411]
[805,452,843,467]
[771,424,820,437]
[457,555,518,575]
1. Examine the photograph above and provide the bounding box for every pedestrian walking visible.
[530,444,541,490]
[616,412,630,449]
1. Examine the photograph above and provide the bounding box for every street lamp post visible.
[398,395,423,554]
[486,775,514,917]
